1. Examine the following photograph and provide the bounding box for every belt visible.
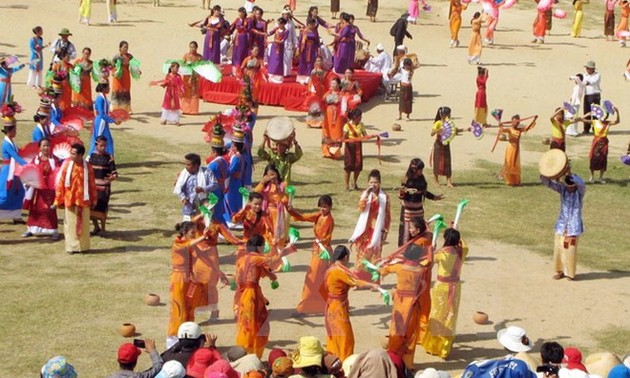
[396,289,419,297]
[327,293,348,301]
[240,282,258,289]
[437,275,460,283]
[2,159,11,164]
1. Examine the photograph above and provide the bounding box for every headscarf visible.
[204,360,239,378]
[187,348,221,378]
[564,348,587,373]
[268,348,288,368]
[347,349,397,378]
[386,351,407,378]
[231,354,265,375]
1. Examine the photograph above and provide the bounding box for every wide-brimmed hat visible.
[415,368,451,378]
[41,356,77,378]
[584,60,596,69]
[292,336,324,368]
[177,321,202,339]
[58,28,73,36]
[497,326,533,352]
[187,349,219,378]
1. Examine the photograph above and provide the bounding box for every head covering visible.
[1,101,18,131]
[187,348,220,378]
[376,43,385,51]
[347,349,397,378]
[608,365,630,378]
[58,28,73,36]
[292,336,324,368]
[117,343,142,364]
[232,124,245,143]
[223,346,247,362]
[416,368,451,378]
[157,360,187,378]
[204,360,239,378]
[209,123,226,149]
[565,348,588,372]
[231,354,264,375]
[268,348,287,367]
[51,76,63,94]
[272,357,294,377]
[342,354,359,377]
[396,45,407,51]
[324,354,343,375]
[584,61,596,69]
[41,356,77,378]
[497,326,533,353]
[177,321,202,340]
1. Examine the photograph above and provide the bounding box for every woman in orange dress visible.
[232,192,274,255]
[181,41,203,115]
[305,56,328,129]
[253,164,289,251]
[288,195,335,315]
[111,40,137,112]
[449,0,467,47]
[532,1,549,43]
[241,46,263,103]
[321,245,379,361]
[380,244,431,369]
[340,68,363,116]
[499,114,537,186]
[52,51,74,111]
[322,77,344,159]
[616,0,630,47]
[71,47,93,110]
[467,12,484,64]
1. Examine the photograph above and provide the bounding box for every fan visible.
[110,109,130,123]
[440,120,456,145]
[19,142,40,161]
[470,120,484,139]
[16,164,44,189]
[193,61,222,83]
[52,142,72,160]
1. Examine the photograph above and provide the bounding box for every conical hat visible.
[265,116,295,142]
[539,149,568,179]
[584,352,621,378]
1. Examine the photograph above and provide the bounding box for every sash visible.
[65,160,90,202]
[348,190,387,249]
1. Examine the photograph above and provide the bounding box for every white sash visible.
[65,160,90,201]
[349,190,387,248]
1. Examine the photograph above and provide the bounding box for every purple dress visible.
[333,25,356,74]
[298,29,320,76]
[250,18,267,52]
[231,18,250,68]
[202,16,223,63]
[267,28,288,76]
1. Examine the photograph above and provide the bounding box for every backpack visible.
[462,358,537,378]
[389,22,397,37]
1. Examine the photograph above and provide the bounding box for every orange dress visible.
[181,51,202,115]
[352,192,391,282]
[254,182,289,248]
[111,52,133,112]
[450,1,465,40]
[167,236,195,337]
[414,232,433,342]
[232,207,274,254]
[533,8,548,39]
[321,263,371,361]
[616,2,630,42]
[322,89,345,159]
[503,127,523,186]
[381,261,430,369]
[290,210,335,314]
[241,56,263,102]
[52,61,74,111]
[71,57,93,110]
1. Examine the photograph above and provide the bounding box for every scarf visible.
[173,168,207,200]
[4,136,17,188]
[348,189,387,249]
[65,160,90,201]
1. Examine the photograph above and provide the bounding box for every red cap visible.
[117,343,141,364]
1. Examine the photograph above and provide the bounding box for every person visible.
[107,0,118,23]
[232,192,274,254]
[32,100,54,142]
[421,228,468,359]
[539,341,564,372]
[290,336,326,376]
[449,0,467,47]
[204,359,240,378]
[90,82,118,157]
[79,0,92,25]
[226,126,246,219]
[541,170,585,280]
[616,0,630,47]
[499,114,538,186]
[390,13,413,56]
[230,8,251,77]
[304,56,327,128]
[322,78,345,160]
[297,19,321,85]
[398,58,414,121]
[379,244,430,368]
[185,348,222,378]
[21,138,59,239]
[566,74,585,137]
[347,349,397,378]
[0,58,25,108]
[249,6,269,53]
[181,41,203,115]
[364,43,391,75]
[409,0,426,25]
[340,68,363,116]
[384,46,406,87]
[241,46,263,102]
[159,62,185,126]
[107,340,164,378]
[550,108,572,151]
[397,159,442,246]
[532,0,549,43]
[343,108,367,191]
[348,169,391,282]
[462,328,535,378]
[195,6,225,64]
[257,133,303,185]
[111,40,139,113]
[431,106,457,187]
[264,18,289,84]
[173,153,218,222]
[468,12,484,64]
[605,0,618,40]
[474,66,489,126]
[571,0,588,37]
[405,217,433,341]
[50,28,77,64]
[367,0,378,22]
[321,245,379,361]
[287,195,335,315]
[585,106,620,183]
[41,356,78,378]
[162,322,217,365]
[484,0,505,45]
[27,26,47,88]
[53,143,97,254]
[72,47,94,110]
[582,60,601,134]
[51,51,74,111]
[206,124,230,224]
[330,14,369,75]
[253,164,290,250]
[87,136,117,235]
[281,9,300,78]
[0,105,27,223]
[331,0,340,19]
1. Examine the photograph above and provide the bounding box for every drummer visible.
[540,168,585,281]
[257,124,303,185]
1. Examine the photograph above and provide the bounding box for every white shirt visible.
[570,77,585,106]
[364,51,392,74]
[400,67,412,84]
[583,71,601,95]
[284,20,298,48]
[49,38,77,62]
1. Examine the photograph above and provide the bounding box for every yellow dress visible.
[79,0,92,22]
[571,0,585,37]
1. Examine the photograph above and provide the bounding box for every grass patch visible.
[592,326,630,357]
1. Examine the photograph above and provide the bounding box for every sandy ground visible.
[1,0,630,374]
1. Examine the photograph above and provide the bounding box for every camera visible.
[133,339,146,349]
[536,364,559,376]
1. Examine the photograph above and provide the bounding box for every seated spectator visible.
[290,336,328,377]
[204,360,239,378]
[231,354,265,376]
[268,348,289,371]
[272,357,294,378]
[187,348,222,378]
[563,348,587,373]
[156,360,186,378]
[364,44,392,76]
[108,340,163,378]
[498,326,534,354]
[162,322,217,368]
[41,356,77,378]
[346,349,397,378]
[537,341,564,378]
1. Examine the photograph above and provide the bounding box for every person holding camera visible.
[49,28,76,64]
[108,339,163,378]
[535,342,564,378]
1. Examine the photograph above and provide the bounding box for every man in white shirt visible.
[383,45,407,87]
[582,60,601,135]
[49,28,77,65]
[282,9,299,77]
[220,36,231,64]
[364,43,392,75]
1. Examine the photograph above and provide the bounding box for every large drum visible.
[539,149,569,179]
[265,116,295,145]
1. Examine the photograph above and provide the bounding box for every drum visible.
[539,149,569,179]
[265,116,295,144]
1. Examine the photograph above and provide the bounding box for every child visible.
[87,136,118,235]
[566,74,585,137]
[343,108,368,191]
[398,58,414,121]
[287,195,335,315]
[159,62,184,126]
[584,105,621,183]
[431,106,458,187]
[232,192,274,255]
[498,114,538,186]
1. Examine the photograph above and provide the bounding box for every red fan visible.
[53,125,80,137]
[19,142,40,161]
[63,106,94,121]
[110,109,130,123]
[16,164,44,189]
[52,142,72,160]
[61,118,85,131]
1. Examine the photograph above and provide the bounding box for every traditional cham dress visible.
[322,89,345,159]
[449,0,465,42]
[421,240,468,359]
[467,18,483,63]
[167,235,195,337]
[533,6,548,42]
[52,61,74,111]
[254,181,289,248]
[111,52,133,112]
[208,154,230,224]
[485,1,500,42]
[305,68,328,127]
[23,154,59,235]
[241,55,263,102]
[27,36,44,88]
[267,27,288,82]
[232,207,274,253]
[571,0,585,37]
[226,150,245,218]
[87,151,117,225]
[413,232,433,342]
[432,119,452,177]
[616,1,630,44]
[297,29,321,83]
[181,51,202,115]
[343,121,366,173]
[474,74,488,125]
[0,137,27,219]
[72,57,93,110]
[79,0,92,24]
[503,127,524,186]
[589,119,613,171]
[160,72,184,124]
[605,0,616,37]
[203,17,224,64]
[250,18,268,52]
[231,17,251,74]
[90,93,116,157]
[333,25,355,74]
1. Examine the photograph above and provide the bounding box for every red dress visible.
[23,155,59,234]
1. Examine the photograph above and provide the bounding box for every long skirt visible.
[331,0,340,12]
[366,0,378,17]
[503,142,521,186]
[90,184,111,222]
[296,244,332,314]
[450,15,462,40]
[388,295,421,369]
[111,66,132,112]
[344,141,363,172]
[235,285,270,358]
[64,206,90,252]
[399,84,413,114]
[397,205,424,246]
[589,137,608,171]
[24,188,58,234]
[432,141,452,177]
[605,10,615,36]
[191,244,221,313]
[325,297,354,361]
[181,74,200,115]
[167,271,193,336]
[421,281,462,359]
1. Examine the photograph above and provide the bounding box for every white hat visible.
[376,43,385,51]
[497,326,533,352]
[156,360,186,378]
[282,8,291,14]
[177,322,202,339]
[396,45,406,51]
[415,368,451,378]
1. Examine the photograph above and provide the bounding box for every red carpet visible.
[199,66,383,112]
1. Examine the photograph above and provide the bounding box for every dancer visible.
[449,0,467,47]
[241,46,263,102]
[304,56,327,128]
[397,159,442,246]
[173,152,218,222]
[297,19,321,85]
[253,164,290,250]
[0,104,27,223]
[585,106,620,183]
[195,6,225,64]
[230,7,251,77]
[550,108,572,151]
[431,106,456,187]
[322,78,344,159]
[87,136,118,235]
[571,0,588,37]
[232,192,274,253]
[532,0,549,44]
[616,0,630,47]
[107,0,118,23]
[287,195,335,315]
[484,0,505,45]
[257,133,303,185]
[22,138,60,240]
[226,126,246,219]
[498,114,538,186]
[158,62,184,126]
[111,41,138,113]
[32,100,54,142]
[51,52,74,111]
[409,0,425,25]
[467,12,484,64]
[566,74,585,137]
[321,245,379,361]
[380,244,430,369]
[72,47,94,110]
[340,68,363,116]
[79,0,92,25]
[265,18,289,84]
[181,41,203,115]
[367,0,378,22]
[407,217,433,342]
[249,7,269,53]
[343,108,367,191]
[331,0,340,19]
[335,15,370,75]
[398,58,414,121]
[206,126,229,224]
[474,66,489,126]
[90,82,118,157]
[281,8,301,78]
[27,26,47,88]
[421,228,468,359]
[605,0,618,41]
[348,169,391,282]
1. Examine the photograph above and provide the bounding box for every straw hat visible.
[265,116,295,142]
[497,326,533,352]
[292,336,324,368]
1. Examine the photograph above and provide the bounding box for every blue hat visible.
[41,356,77,378]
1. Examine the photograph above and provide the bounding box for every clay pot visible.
[473,311,489,325]
[392,123,402,131]
[144,293,160,306]
[542,137,551,145]
[120,323,136,338]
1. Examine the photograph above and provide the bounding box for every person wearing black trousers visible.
[390,13,413,55]
[582,60,601,134]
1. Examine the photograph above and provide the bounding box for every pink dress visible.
[161,72,184,123]
[408,0,420,21]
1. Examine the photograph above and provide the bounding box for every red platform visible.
[199,66,382,112]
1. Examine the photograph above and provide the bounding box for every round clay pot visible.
[120,323,136,337]
[145,293,160,306]
[473,311,489,325]
[542,137,551,145]
[392,123,402,131]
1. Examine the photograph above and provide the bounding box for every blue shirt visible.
[541,174,585,236]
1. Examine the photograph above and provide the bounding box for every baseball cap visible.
[117,343,141,364]
[178,321,202,339]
